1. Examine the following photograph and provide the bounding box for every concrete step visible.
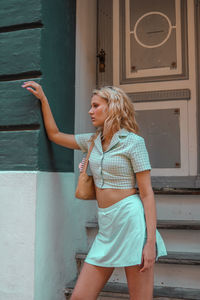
[158,229,200,253]
[155,194,200,221]
[64,281,200,299]
[86,221,200,253]
[84,193,200,222]
[75,252,200,290]
[86,220,200,230]
[158,252,200,265]
[76,252,200,266]
[157,220,200,230]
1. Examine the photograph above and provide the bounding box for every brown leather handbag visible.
[75,141,96,200]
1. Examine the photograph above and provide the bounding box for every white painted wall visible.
[0,172,37,300]
[0,171,78,300]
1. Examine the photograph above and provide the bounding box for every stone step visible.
[86,219,200,230]
[86,221,200,253]
[158,252,200,265]
[158,229,200,253]
[64,281,200,300]
[75,252,200,289]
[155,194,200,221]
[84,194,200,222]
[76,252,200,266]
[157,220,200,230]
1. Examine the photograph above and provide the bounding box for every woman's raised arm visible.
[22,81,80,149]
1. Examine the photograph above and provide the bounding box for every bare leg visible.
[71,262,114,300]
[125,264,154,300]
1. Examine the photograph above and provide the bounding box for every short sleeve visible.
[74,133,94,153]
[130,137,151,173]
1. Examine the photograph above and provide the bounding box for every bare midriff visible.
[95,187,137,208]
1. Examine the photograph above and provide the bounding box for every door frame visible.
[75,0,97,176]
[196,0,200,182]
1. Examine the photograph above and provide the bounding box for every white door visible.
[97,0,198,187]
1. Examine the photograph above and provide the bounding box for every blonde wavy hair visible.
[91,86,139,140]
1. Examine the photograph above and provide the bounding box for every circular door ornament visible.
[134,12,172,49]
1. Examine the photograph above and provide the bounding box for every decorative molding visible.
[128,88,191,103]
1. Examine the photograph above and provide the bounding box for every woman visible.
[22,81,167,300]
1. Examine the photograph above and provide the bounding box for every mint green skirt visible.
[85,194,167,267]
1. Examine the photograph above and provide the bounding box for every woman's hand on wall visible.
[21,81,46,102]
[21,80,80,149]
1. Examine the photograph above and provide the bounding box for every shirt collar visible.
[117,128,129,137]
[94,128,129,153]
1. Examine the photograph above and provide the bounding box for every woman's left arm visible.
[136,170,156,272]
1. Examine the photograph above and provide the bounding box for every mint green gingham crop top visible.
[74,128,151,189]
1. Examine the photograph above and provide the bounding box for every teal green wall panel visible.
[39,0,76,172]
[0,131,39,170]
[0,0,41,27]
[0,80,41,126]
[0,29,41,76]
[0,0,75,172]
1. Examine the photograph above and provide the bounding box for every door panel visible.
[137,108,181,169]
[121,0,187,82]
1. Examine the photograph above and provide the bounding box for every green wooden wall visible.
[0,0,76,171]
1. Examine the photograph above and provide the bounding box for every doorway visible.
[96,0,198,187]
